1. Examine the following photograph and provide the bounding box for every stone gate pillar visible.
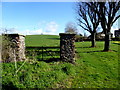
[59,33,76,63]
[2,34,26,62]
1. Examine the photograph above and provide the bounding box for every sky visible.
[1,2,119,36]
[1,2,81,35]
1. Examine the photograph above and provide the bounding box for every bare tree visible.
[1,28,16,34]
[87,1,120,51]
[65,22,78,34]
[77,2,100,47]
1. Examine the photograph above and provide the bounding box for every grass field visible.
[2,35,119,88]
[25,35,60,47]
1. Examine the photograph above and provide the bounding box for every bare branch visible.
[78,24,89,32]
[112,15,120,25]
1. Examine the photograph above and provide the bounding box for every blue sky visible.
[2,2,82,35]
[1,2,119,36]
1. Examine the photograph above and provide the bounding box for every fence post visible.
[2,34,26,62]
[59,33,76,63]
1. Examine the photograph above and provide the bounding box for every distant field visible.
[25,35,60,47]
[2,35,119,88]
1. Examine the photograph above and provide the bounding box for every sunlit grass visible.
[2,35,119,88]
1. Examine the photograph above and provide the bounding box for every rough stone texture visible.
[2,34,25,62]
[59,33,76,63]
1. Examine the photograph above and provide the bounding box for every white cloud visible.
[0,28,18,34]
[30,29,43,35]
[0,21,59,35]
[23,29,43,35]
[45,21,59,35]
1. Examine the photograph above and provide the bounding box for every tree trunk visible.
[103,32,111,51]
[91,33,96,47]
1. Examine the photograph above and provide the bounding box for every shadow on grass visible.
[38,58,60,63]
[76,50,118,53]
[47,38,60,40]
[113,43,120,45]
[2,82,17,89]
[77,50,103,53]
[76,47,91,48]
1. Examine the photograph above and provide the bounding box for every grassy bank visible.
[2,35,119,88]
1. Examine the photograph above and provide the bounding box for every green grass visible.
[2,35,119,88]
[25,35,60,60]
[25,35,60,47]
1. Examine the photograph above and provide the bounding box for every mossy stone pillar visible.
[2,34,26,62]
[59,33,76,63]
